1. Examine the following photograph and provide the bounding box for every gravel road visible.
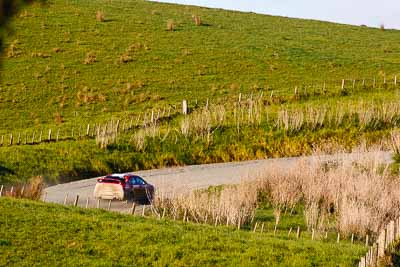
[44,150,394,213]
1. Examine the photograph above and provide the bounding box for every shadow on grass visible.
[0,165,14,176]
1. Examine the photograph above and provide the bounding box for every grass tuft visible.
[96,10,105,22]
[167,19,176,31]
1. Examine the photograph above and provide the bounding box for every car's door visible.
[129,176,146,200]
[135,177,147,200]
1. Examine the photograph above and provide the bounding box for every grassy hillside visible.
[1,0,400,183]
[2,0,400,129]
[0,198,366,266]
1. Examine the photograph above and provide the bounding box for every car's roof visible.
[108,173,125,178]
[107,173,142,178]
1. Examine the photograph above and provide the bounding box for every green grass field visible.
[1,0,400,184]
[0,198,367,266]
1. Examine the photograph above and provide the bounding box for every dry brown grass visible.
[192,15,202,26]
[167,19,176,31]
[96,121,119,149]
[154,183,257,227]
[83,52,97,65]
[5,176,45,200]
[96,11,105,22]
[6,40,22,58]
[276,100,400,133]
[255,150,400,237]
[54,112,63,124]
[152,148,398,238]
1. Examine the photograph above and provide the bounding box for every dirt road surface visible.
[44,151,394,213]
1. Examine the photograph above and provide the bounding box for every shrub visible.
[10,176,45,200]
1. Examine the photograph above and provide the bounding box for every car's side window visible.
[129,177,146,185]
[137,178,146,185]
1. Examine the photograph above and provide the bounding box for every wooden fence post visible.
[130,202,136,215]
[182,100,188,115]
[48,129,52,141]
[341,79,345,90]
[86,124,90,136]
[351,233,354,244]
[9,133,13,146]
[312,229,315,240]
[56,129,60,142]
[142,205,146,216]
[288,227,292,237]
[260,223,265,233]
[85,196,89,208]
[378,229,386,257]
[1,135,3,146]
[116,120,120,133]
[122,120,126,131]
[397,218,400,239]
[24,132,27,144]
[71,128,74,139]
[183,208,187,222]
[337,232,340,243]
[31,132,35,144]
[395,76,397,87]
[63,193,69,205]
[0,185,3,197]
[73,195,79,207]
[162,207,166,219]
[97,199,101,209]
[107,199,112,211]
[296,226,301,239]
[253,222,258,233]
[17,133,21,145]
[366,234,369,247]
[39,131,42,143]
